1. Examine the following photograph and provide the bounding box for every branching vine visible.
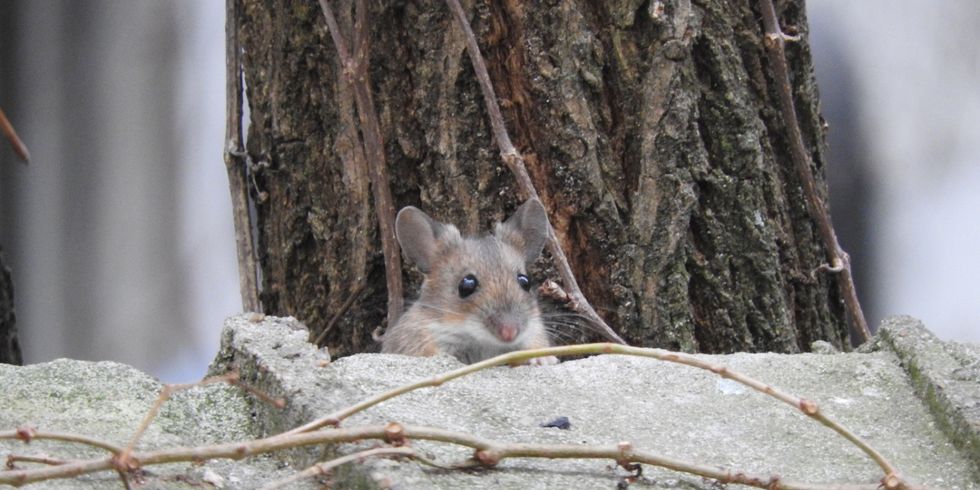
[317,0,405,329]
[756,0,871,343]
[0,0,898,488]
[0,344,916,489]
[444,0,626,345]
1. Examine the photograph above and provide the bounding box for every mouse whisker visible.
[541,317,605,343]
[541,321,591,339]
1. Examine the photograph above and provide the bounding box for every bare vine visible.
[443,0,626,345]
[317,0,404,328]
[260,446,428,490]
[0,1,915,488]
[0,344,915,489]
[756,0,871,343]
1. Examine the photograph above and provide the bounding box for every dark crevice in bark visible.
[0,247,22,365]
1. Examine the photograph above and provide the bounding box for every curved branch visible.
[1,344,908,488]
[0,430,123,455]
[259,446,419,490]
[443,0,625,345]
[0,424,897,490]
[283,343,898,482]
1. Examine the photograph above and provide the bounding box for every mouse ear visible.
[395,206,458,274]
[496,198,549,264]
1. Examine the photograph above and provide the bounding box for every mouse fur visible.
[382,199,555,364]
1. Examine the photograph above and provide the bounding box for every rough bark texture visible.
[237,0,849,356]
[0,246,22,365]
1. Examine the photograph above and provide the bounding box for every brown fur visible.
[382,200,554,364]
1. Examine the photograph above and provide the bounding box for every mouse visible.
[381,198,558,365]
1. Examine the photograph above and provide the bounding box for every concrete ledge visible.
[209,314,977,489]
[876,316,980,477]
[2,314,977,489]
[0,358,308,489]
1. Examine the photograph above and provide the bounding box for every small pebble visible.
[540,416,571,430]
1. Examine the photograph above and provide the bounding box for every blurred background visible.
[0,1,238,381]
[0,1,977,382]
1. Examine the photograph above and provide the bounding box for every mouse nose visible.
[498,324,517,343]
[488,312,521,343]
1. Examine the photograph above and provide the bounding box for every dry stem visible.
[756,0,871,343]
[0,106,30,164]
[0,424,900,490]
[314,277,366,346]
[0,429,122,455]
[443,0,625,345]
[283,344,898,483]
[224,0,261,313]
[1,344,913,489]
[5,455,71,468]
[118,371,241,467]
[259,446,419,490]
[317,0,404,327]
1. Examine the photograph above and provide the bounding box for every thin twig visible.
[756,0,871,344]
[0,424,901,490]
[116,469,132,490]
[281,343,898,481]
[0,106,30,164]
[443,0,626,345]
[259,446,418,490]
[224,0,261,313]
[317,0,404,328]
[118,371,241,467]
[5,455,71,468]
[313,281,366,346]
[0,429,123,455]
[229,376,287,409]
[0,344,911,489]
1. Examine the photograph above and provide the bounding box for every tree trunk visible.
[0,246,22,365]
[237,0,849,356]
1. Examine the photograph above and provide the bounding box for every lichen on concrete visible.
[0,357,314,489]
[875,315,980,478]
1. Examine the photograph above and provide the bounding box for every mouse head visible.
[395,199,549,345]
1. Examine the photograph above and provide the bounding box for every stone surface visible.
[1,314,978,489]
[0,358,312,489]
[210,314,978,489]
[876,316,980,472]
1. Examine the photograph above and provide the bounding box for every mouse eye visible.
[517,273,531,291]
[458,274,479,298]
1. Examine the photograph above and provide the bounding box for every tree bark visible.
[0,246,22,365]
[236,0,849,356]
